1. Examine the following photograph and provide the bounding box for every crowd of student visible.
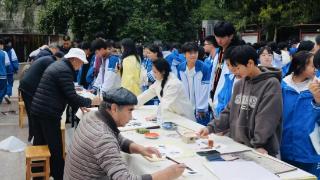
[1,20,320,179]
[0,37,19,104]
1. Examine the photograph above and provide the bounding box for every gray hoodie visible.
[207,66,283,156]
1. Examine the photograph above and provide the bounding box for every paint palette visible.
[161,122,178,130]
[144,132,160,139]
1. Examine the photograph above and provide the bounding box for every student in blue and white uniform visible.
[177,42,211,125]
[203,35,220,82]
[77,42,94,89]
[214,46,240,118]
[165,43,185,76]
[0,39,10,103]
[144,44,163,85]
[281,51,320,178]
[92,39,121,94]
[3,37,19,103]
[140,44,163,105]
[209,21,242,115]
[258,46,274,67]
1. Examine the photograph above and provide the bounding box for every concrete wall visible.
[0,2,42,33]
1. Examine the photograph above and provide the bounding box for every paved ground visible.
[0,81,29,180]
[0,80,74,180]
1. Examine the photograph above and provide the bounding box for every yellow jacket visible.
[121,55,141,95]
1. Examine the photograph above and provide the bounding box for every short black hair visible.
[3,37,11,45]
[54,51,65,58]
[95,31,106,39]
[181,42,198,53]
[267,41,279,53]
[315,35,320,45]
[91,39,112,51]
[286,51,314,76]
[0,38,4,45]
[223,46,236,60]
[214,21,235,37]
[147,44,163,58]
[204,35,218,47]
[230,45,258,66]
[198,46,206,61]
[313,50,320,69]
[278,42,288,50]
[161,42,172,51]
[80,42,91,50]
[298,40,315,52]
[105,39,114,48]
[258,46,273,56]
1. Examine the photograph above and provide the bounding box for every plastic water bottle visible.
[156,103,162,125]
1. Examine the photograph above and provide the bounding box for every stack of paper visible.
[204,161,280,180]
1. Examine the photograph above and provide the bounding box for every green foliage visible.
[36,0,201,42]
[191,0,320,40]
[3,0,320,42]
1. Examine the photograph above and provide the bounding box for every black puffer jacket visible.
[31,59,91,120]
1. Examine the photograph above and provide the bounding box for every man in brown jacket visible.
[64,87,186,180]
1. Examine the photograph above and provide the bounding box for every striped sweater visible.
[64,108,152,180]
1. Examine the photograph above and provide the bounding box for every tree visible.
[192,0,320,41]
[37,0,202,42]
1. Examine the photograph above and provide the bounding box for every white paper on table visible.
[144,143,195,162]
[193,139,226,151]
[310,123,320,155]
[77,91,96,99]
[204,161,280,180]
[118,119,159,131]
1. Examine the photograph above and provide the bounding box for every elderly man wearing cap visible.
[64,87,186,180]
[31,48,100,180]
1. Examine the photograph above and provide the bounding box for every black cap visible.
[102,87,137,105]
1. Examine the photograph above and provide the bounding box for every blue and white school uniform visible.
[93,55,121,93]
[0,50,9,103]
[204,49,230,111]
[143,58,155,84]
[85,55,96,89]
[281,74,320,178]
[5,48,19,97]
[214,73,238,118]
[204,48,220,84]
[165,50,186,77]
[177,60,211,125]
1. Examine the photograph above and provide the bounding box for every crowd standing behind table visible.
[74,105,316,180]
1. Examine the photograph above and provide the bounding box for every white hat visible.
[64,48,88,64]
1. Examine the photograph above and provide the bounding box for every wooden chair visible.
[25,145,51,180]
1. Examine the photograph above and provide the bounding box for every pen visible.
[146,125,161,129]
[165,156,194,172]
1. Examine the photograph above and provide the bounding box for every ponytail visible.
[160,70,169,97]
[152,58,171,97]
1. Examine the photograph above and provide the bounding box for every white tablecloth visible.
[76,105,316,180]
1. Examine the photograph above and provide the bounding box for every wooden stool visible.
[25,145,51,180]
[18,101,25,128]
[18,90,26,128]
